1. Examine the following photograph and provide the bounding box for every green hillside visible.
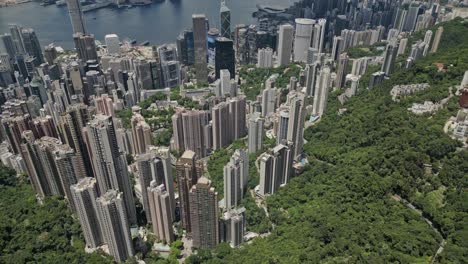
[189,17,468,264]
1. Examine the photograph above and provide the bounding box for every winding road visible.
[390,194,446,264]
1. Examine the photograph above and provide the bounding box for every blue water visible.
[0,0,297,49]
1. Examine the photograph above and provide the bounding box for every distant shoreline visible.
[0,0,32,8]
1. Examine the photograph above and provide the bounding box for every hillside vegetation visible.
[191,17,468,264]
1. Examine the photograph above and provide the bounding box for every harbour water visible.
[0,0,297,49]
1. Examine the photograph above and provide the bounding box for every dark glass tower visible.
[215,37,235,79]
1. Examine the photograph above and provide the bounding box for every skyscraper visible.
[215,37,235,79]
[286,92,306,160]
[136,149,175,222]
[220,207,245,248]
[276,109,289,144]
[430,26,443,53]
[176,29,195,66]
[224,149,248,209]
[229,96,246,140]
[158,44,181,88]
[331,36,343,62]
[212,97,246,150]
[422,30,433,56]
[21,28,43,65]
[258,153,273,196]
[397,38,408,55]
[207,28,219,67]
[248,112,264,153]
[21,136,85,205]
[59,103,94,178]
[293,18,315,63]
[131,114,152,155]
[261,86,276,117]
[54,142,87,211]
[311,19,326,53]
[172,108,210,158]
[83,114,137,225]
[335,53,349,89]
[176,150,203,234]
[381,42,398,76]
[220,69,231,96]
[257,48,273,68]
[351,57,370,77]
[73,33,98,62]
[403,5,420,32]
[96,190,134,262]
[305,62,320,96]
[212,101,230,150]
[147,182,174,243]
[220,0,231,39]
[192,14,208,81]
[9,24,25,55]
[189,177,219,250]
[43,44,57,65]
[105,34,120,55]
[0,34,16,58]
[70,177,103,249]
[277,24,294,66]
[258,143,294,196]
[66,0,86,34]
[312,67,331,116]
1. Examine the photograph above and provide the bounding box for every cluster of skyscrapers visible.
[0,0,458,261]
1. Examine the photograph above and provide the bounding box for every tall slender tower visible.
[136,149,175,222]
[9,24,25,55]
[147,182,174,243]
[277,24,294,66]
[276,109,289,144]
[70,177,103,249]
[212,102,230,150]
[83,114,137,225]
[259,153,273,196]
[193,14,208,81]
[189,177,219,250]
[286,92,306,160]
[220,0,231,39]
[430,26,443,53]
[224,149,248,209]
[381,42,398,76]
[21,28,44,65]
[131,114,152,155]
[66,0,86,34]
[248,112,264,153]
[96,190,134,263]
[312,67,331,116]
[176,150,203,234]
[59,103,94,178]
[258,143,294,196]
[336,53,349,89]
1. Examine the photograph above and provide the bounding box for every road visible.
[390,194,446,263]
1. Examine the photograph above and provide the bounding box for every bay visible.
[0,0,297,49]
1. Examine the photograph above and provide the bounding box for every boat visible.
[55,0,66,6]
[82,1,111,12]
[140,41,149,46]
